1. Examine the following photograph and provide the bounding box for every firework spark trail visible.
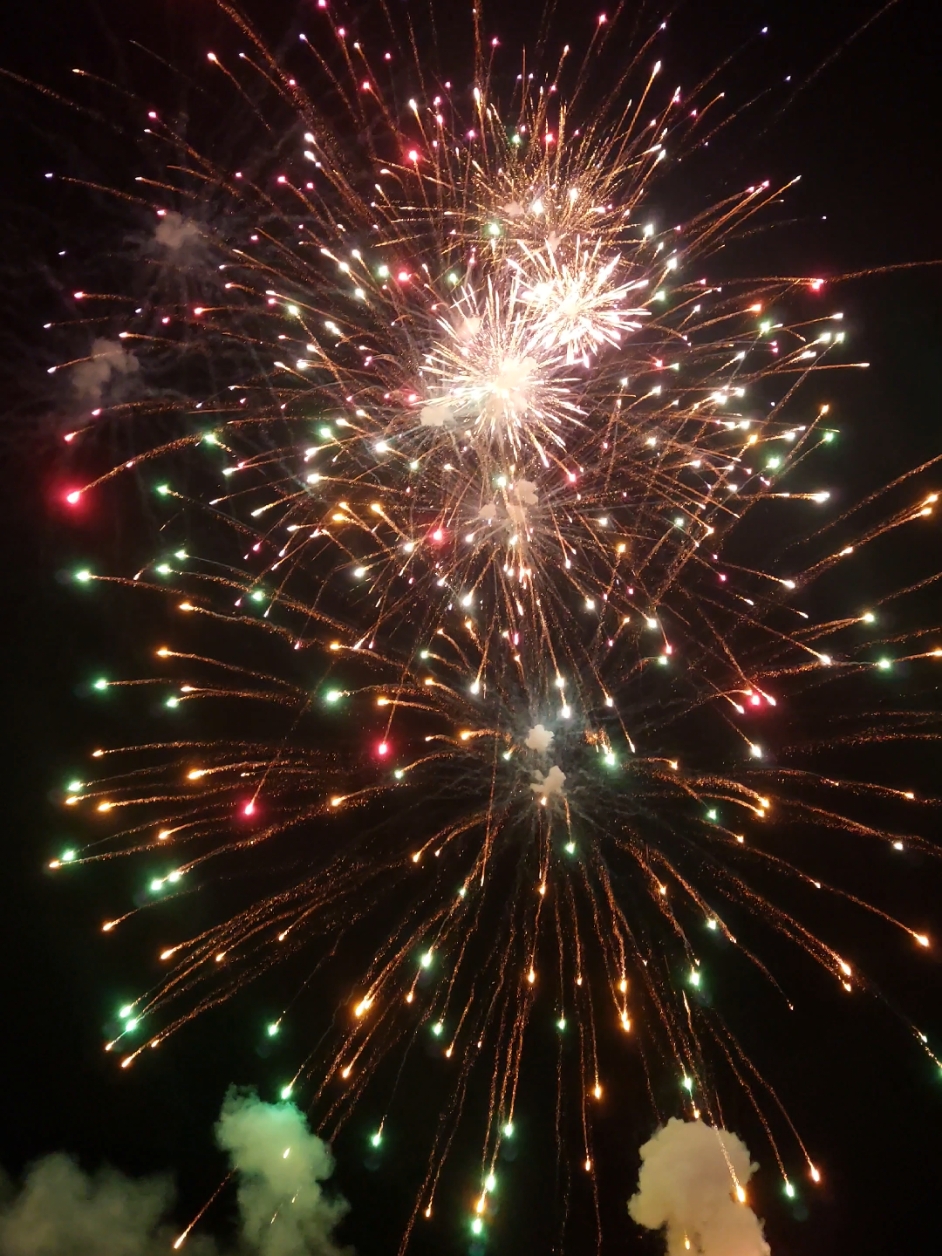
[36,0,942,1246]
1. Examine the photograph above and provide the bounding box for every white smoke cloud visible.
[215,1088,349,1256]
[525,724,554,753]
[531,764,566,798]
[154,211,203,253]
[71,337,139,403]
[628,1118,770,1256]
[419,397,455,427]
[0,1091,348,1256]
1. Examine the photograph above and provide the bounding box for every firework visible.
[45,2,940,1247]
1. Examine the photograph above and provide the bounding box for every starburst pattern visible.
[46,2,941,1245]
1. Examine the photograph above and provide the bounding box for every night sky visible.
[1,2,941,1253]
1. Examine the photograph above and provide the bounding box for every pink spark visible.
[65,490,82,505]
[377,742,389,757]
[242,801,256,817]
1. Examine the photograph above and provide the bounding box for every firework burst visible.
[41,1,942,1247]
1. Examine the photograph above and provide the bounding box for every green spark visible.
[557,1017,567,1031]
[74,569,92,583]
[370,1131,382,1148]
[267,1023,280,1037]
[61,849,76,863]
[280,1085,293,1100]
[93,678,108,691]
[155,484,170,496]
[431,1021,444,1037]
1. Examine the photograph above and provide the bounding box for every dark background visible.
[1,1,940,1253]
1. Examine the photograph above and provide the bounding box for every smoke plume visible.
[153,212,203,253]
[71,337,139,403]
[628,1118,770,1256]
[0,1090,348,1256]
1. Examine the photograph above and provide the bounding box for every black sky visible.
[1,2,941,1253]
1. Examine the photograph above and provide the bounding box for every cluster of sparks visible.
[42,2,942,1247]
